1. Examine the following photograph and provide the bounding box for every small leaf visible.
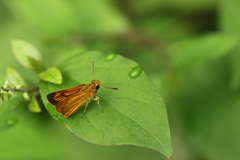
[6,67,27,87]
[28,97,41,113]
[27,56,45,73]
[22,92,30,101]
[11,39,44,72]
[38,67,62,84]
[3,79,10,89]
[39,51,172,157]
[0,90,5,102]
[7,90,15,100]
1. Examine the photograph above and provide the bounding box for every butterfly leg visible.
[81,102,89,118]
[93,96,104,113]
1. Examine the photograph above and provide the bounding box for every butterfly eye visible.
[96,85,100,90]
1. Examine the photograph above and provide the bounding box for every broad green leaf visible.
[38,67,62,84]
[6,67,27,87]
[28,97,41,113]
[39,51,172,157]
[0,94,28,132]
[168,33,238,73]
[11,39,44,72]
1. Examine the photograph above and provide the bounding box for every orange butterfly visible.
[47,62,118,117]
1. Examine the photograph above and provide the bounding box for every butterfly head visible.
[92,80,101,90]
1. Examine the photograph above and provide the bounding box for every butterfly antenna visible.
[92,61,95,79]
[101,85,118,90]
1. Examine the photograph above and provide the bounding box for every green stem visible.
[0,87,39,92]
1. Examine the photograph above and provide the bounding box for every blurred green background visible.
[1,0,240,160]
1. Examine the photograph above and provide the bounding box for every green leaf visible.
[6,67,27,87]
[38,67,62,84]
[0,95,28,132]
[39,51,172,157]
[22,92,30,101]
[11,39,44,72]
[168,33,238,73]
[28,97,41,113]
[7,90,15,101]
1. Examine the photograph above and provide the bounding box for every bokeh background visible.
[1,0,240,160]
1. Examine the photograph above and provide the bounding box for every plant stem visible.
[0,87,39,92]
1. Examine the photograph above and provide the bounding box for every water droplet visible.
[129,66,142,79]
[6,118,18,126]
[105,53,117,62]
[55,114,64,123]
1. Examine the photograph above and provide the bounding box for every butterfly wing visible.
[56,92,90,117]
[47,84,86,106]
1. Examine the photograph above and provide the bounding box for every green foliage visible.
[6,67,27,87]
[28,97,41,113]
[2,39,172,157]
[39,51,171,157]
[11,39,44,72]
[38,67,62,84]
[1,0,240,160]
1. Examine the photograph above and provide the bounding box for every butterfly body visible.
[47,80,104,117]
[47,62,118,118]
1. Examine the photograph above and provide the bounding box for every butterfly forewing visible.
[47,84,90,117]
[47,84,86,106]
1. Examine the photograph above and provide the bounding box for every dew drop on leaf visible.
[55,114,64,123]
[129,66,142,79]
[105,52,117,62]
[5,118,18,126]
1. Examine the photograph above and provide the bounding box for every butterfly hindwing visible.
[57,92,90,117]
